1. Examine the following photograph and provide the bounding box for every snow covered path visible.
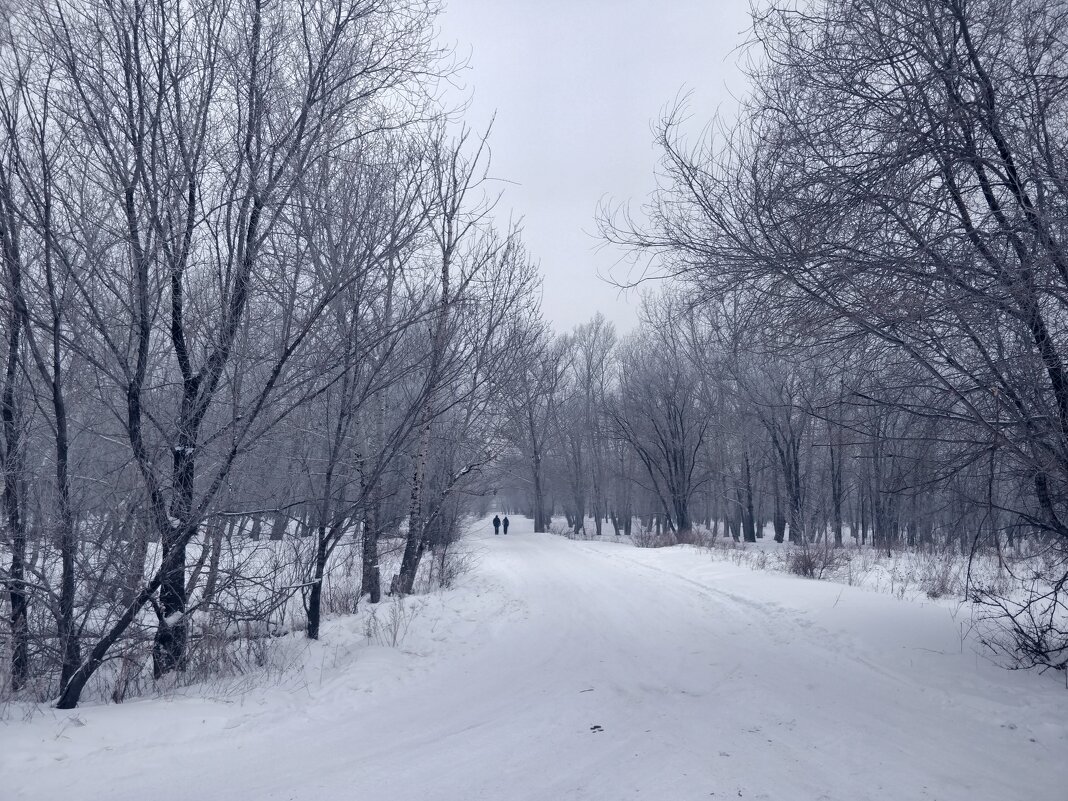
[4,517,1066,800]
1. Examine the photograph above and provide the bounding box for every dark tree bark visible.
[772,469,786,544]
[0,165,28,691]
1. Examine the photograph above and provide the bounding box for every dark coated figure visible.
[493,514,501,535]
[502,516,510,535]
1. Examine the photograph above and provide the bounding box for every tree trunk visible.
[788,448,804,544]
[153,441,195,678]
[673,495,692,541]
[0,163,28,691]
[201,519,227,611]
[395,408,434,596]
[362,513,381,604]
[742,453,757,543]
[772,470,786,544]
[306,533,329,639]
[55,388,80,690]
[532,453,547,532]
[2,317,27,690]
[269,514,287,541]
[5,497,27,691]
[57,571,166,709]
[153,539,189,678]
[859,489,869,545]
[727,505,741,542]
[361,380,387,604]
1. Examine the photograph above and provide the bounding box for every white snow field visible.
[3,516,1066,801]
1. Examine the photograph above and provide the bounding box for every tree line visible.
[0,0,543,708]
[503,0,1068,674]
[502,301,1005,553]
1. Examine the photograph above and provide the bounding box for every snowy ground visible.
[2,516,1065,801]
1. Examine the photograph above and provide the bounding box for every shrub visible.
[786,541,844,579]
[364,596,422,648]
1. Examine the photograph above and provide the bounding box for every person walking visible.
[502,516,510,535]
[493,514,501,535]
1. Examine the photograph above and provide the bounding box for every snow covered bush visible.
[785,542,844,580]
[631,527,678,548]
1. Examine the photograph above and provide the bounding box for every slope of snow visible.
[3,516,1065,800]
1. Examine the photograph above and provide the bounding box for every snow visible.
[2,516,1066,800]
[163,611,185,627]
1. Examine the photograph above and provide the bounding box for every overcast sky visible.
[437,1,754,334]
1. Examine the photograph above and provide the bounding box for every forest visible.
[1,0,1067,716]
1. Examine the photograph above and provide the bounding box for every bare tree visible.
[558,314,616,535]
[604,0,1068,665]
[0,0,449,708]
[392,128,538,594]
[504,321,568,534]
[607,300,710,541]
